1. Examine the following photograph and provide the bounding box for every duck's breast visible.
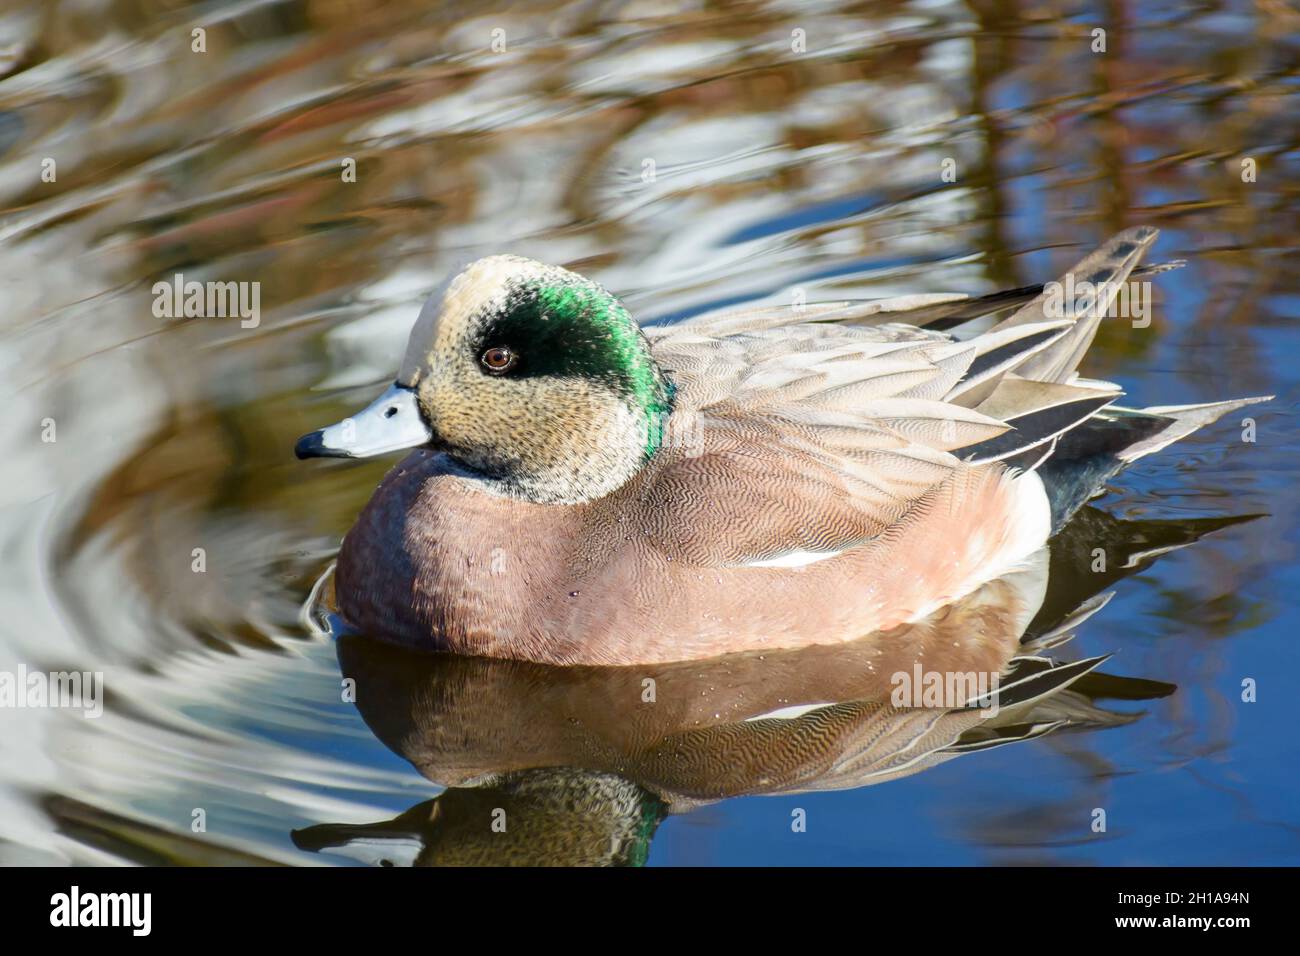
[335,450,591,660]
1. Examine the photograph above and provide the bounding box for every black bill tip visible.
[295,430,333,460]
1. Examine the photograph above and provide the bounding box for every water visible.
[0,0,1296,866]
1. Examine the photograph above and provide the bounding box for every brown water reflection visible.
[0,0,1294,864]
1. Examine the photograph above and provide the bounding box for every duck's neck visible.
[457,377,674,505]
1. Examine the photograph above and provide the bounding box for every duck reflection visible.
[293,506,1252,865]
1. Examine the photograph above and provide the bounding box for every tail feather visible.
[963,385,1119,465]
[747,226,1267,524]
[1035,397,1271,526]
[844,260,1184,332]
[930,226,1272,524]
[1117,397,1273,462]
[941,227,1159,408]
[989,225,1159,384]
[943,321,1072,406]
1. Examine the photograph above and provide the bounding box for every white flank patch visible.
[1013,470,1053,553]
[744,702,834,722]
[745,548,845,569]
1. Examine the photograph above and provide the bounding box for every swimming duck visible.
[293,499,1247,865]
[296,226,1266,665]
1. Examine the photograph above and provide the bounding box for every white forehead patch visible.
[397,255,554,384]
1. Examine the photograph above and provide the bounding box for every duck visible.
[295,226,1267,665]
[291,498,1253,865]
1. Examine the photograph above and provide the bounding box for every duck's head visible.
[295,255,674,503]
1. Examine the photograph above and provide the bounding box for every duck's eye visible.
[480,346,518,374]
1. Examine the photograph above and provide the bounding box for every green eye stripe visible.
[480,279,673,457]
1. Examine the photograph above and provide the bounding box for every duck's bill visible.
[295,383,434,460]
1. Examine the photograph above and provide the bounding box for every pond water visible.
[0,0,1296,865]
